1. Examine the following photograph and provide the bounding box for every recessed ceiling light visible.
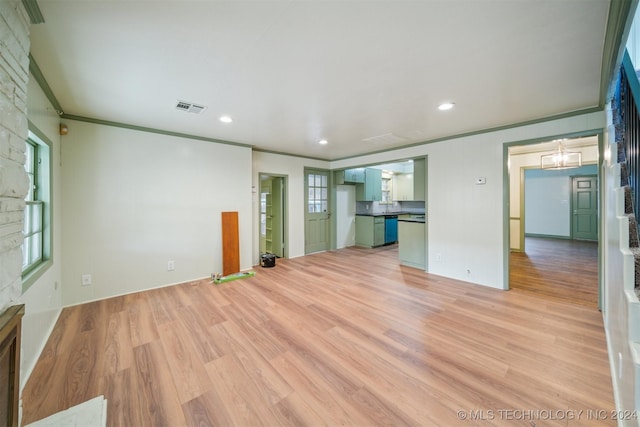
[438,102,455,111]
[318,139,328,145]
[219,115,233,123]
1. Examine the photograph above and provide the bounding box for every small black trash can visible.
[260,253,276,268]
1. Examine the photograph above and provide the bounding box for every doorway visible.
[505,133,602,307]
[259,174,287,258]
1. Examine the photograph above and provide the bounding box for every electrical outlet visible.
[81,274,92,286]
[436,253,442,261]
[168,260,175,271]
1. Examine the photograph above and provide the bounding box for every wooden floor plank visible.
[131,341,188,427]
[204,353,271,427]
[156,320,213,404]
[102,311,133,375]
[21,243,614,426]
[102,368,142,427]
[510,236,599,307]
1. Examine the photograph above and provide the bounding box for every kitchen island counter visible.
[398,217,425,223]
[398,220,426,269]
[356,211,419,217]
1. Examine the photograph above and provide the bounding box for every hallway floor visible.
[510,237,599,308]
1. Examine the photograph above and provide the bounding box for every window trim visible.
[22,124,53,293]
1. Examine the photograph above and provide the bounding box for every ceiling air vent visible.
[362,133,408,145]
[175,101,207,114]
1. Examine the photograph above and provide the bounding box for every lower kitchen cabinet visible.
[398,220,426,269]
[355,216,385,248]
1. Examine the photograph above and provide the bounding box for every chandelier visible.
[540,141,582,170]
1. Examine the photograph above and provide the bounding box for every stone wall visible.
[0,1,30,310]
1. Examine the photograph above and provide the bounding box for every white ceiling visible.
[29,0,611,160]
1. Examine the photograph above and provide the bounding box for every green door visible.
[572,175,598,241]
[305,169,330,253]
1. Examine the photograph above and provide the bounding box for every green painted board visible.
[212,271,255,285]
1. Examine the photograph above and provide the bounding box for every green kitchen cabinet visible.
[373,217,385,246]
[344,168,365,183]
[355,215,385,248]
[413,158,426,201]
[393,158,425,201]
[393,173,413,201]
[356,168,382,201]
[398,220,426,269]
[335,168,365,185]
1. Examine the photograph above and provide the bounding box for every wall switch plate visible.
[81,274,92,286]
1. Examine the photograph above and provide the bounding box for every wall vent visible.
[175,101,207,114]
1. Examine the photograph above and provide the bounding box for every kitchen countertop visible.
[356,212,423,217]
[398,217,426,223]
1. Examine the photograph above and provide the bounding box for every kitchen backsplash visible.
[356,201,426,215]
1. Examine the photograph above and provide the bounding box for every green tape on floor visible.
[211,271,255,285]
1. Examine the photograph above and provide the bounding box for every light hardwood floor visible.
[510,237,599,308]
[22,245,614,426]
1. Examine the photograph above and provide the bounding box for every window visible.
[23,140,43,272]
[307,173,328,213]
[22,130,51,284]
[627,6,640,73]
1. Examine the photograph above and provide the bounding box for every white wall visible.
[61,121,252,306]
[509,146,599,249]
[525,173,572,236]
[331,111,605,289]
[524,165,598,237]
[336,184,356,249]
[252,151,329,263]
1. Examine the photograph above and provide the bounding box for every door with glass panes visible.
[305,169,330,253]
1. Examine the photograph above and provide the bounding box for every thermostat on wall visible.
[475,177,486,185]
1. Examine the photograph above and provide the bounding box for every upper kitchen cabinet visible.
[335,168,366,184]
[356,168,382,201]
[344,168,366,183]
[393,174,413,201]
[392,158,425,201]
